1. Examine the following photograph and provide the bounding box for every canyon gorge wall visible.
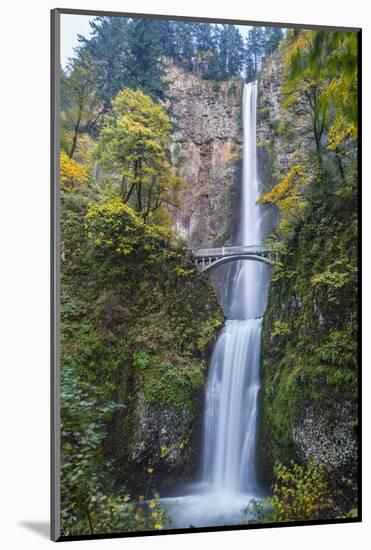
[164,64,244,248]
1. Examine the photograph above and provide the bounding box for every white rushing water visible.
[202,82,268,496]
[162,82,270,528]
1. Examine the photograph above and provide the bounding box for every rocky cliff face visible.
[164,64,244,248]
[123,389,205,493]
[256,50,294,209]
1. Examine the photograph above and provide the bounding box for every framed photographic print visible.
[51,8,361,541]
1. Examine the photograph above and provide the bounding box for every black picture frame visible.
[51,8,362,542]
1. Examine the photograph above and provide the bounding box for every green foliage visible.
[76,17,131,111]
[281,29,357,162]
[161,21,283,81]
[85,198,169,257]
[258,106,270,120]
[61,15,170,153]
[271,320,291,337]
[217,25,245,79]
[76,17,166,109]
[124,19,167,100]
[311,258,357,299]
[95,88,184,219]
[269,461,344,521]
[60,177,223,534]
[264,27,284,56]
[245,26,283,81]
[245,26,265,81]
[197,316,224,353]
[133,350,205,410]
[160,21,246,80]
[246,461,357,525]
[246,461,344,524]
[60,362,128,536]
[258,30,358,514]
[258,159,309,236]
[61,49,98,157]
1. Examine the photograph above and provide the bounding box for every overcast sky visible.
[61,14,94,69]
[60,13,256,70]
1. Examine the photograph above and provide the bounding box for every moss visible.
[133,350,206,410]
[258,106,270,120]
[259,185,358,487]
[61,185,224,493]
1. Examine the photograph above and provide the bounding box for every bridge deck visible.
[193,245,274,258]
[192,244,276,272]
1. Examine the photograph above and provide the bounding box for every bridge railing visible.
[193,245,274,258]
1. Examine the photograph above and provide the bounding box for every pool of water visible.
[159,488,261,529]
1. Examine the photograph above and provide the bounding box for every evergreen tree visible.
[264,27,284,55]
[125,19,167,100]
[245,26,265,81]
[61,50,98,157]
[193,23,219,78]
[77,17,129,115]
[158,20,177,58]
[172,22,196,70]
[244,49,256,83]
[218,25,245,79]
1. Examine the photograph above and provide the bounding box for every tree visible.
[172,22,196,70]
[60,152,89,189]
[244,26,284,82]
[193,23,219,78]
[244,53,256,84]
[259,30,358,232]
[158,20,177,58]
[158,21,252,81]
[218,25,245,79]
[283,31,329,162]
[281,30,357,171]
[245,26,265,81]
[61,51,98,158]
[319,32,358,156]
[77,17,129,118]
[95,89,183,220]
[63,17,170,145]
[263,27,284,56]
[257,156,309,236]
[124,19,167,100]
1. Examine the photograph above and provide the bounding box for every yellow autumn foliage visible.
[60,151,88,187]
[258,163,309,235]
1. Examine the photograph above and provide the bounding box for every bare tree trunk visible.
[136,182,142,212]
[123,181,136,203]
[69,107,82,159]
[336,150,346,184]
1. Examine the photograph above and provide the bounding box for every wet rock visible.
[124,390,204,493]
[163,64,244,248]
[293,401,358,482]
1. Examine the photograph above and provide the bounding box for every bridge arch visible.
[192,244,276,273]
[197,253,274,274]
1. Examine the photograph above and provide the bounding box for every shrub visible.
[269,461,343,522]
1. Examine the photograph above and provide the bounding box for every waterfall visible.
[202,81,269,496]
[161,82,270,528]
